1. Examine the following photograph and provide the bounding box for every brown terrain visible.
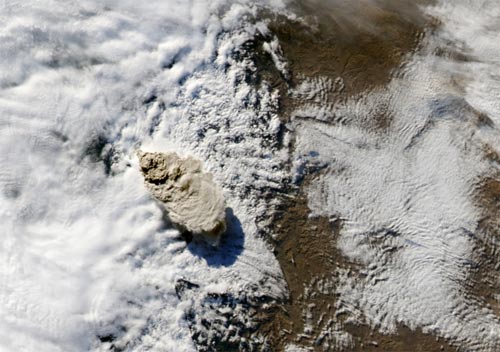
[472,173,500,318]
[245,1,497,351]
[261,186,456,351]
[274,1,429,95]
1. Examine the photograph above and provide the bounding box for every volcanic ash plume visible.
[138,150,226,244]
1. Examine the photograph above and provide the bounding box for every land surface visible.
[248,2,498,350]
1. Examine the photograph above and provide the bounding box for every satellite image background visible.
[0,0,499,351]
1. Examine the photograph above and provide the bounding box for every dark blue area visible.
[429,96,468,119]
[187,208,244,267]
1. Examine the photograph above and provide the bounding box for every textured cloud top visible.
[1,0,499,350]
[138,151,226,243]
[0,0,288,350]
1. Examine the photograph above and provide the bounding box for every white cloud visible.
[0,0,289,350]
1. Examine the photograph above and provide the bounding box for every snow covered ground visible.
[292,0,500,350]
[0,0,499,351]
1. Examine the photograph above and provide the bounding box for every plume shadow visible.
[186,208,244,267]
